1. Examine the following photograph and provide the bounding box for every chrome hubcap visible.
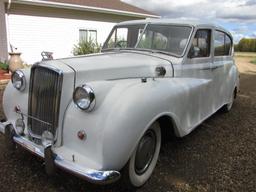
[135,130,156,175]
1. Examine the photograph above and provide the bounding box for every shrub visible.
[0,61,8,71]
[73,39,100,56]
[250,58,256,64]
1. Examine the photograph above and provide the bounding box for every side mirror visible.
[188,46,200,58]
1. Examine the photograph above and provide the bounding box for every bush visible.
[72,39,100,56]
[0,61,8,71]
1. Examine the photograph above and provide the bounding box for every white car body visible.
[0,19,239,185]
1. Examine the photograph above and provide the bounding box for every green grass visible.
[250,58,256,64]
[235,52,256,58]
[235,52,256,65]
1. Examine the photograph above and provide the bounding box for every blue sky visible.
[122,0,256,43]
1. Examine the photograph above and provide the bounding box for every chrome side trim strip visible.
[12,135,121,184]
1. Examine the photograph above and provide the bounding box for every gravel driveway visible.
[0,57,255,192]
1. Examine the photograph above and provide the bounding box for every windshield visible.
[102,24,192,56]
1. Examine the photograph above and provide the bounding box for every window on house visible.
[79,29,97,43]
[214,31,232,56]
[188,29,211,58]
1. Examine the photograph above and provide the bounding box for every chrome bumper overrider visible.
[0,123,120,184]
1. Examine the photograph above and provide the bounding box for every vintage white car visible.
[0,19,239,188]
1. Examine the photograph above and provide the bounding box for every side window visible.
[188,29,211,58]
[224,34,232,55]
[214,31,232,56]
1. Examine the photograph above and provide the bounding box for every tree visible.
[237,38,256,52]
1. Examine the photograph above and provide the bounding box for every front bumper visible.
[0,123,120,184]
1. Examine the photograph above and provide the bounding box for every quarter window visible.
[214,31,232,56]
[189,29,211,58]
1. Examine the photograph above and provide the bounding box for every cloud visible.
[245,0,256,6]
[122,0,256,42]
[124,0,256,21]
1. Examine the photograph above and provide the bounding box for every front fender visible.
[62,77,206,171]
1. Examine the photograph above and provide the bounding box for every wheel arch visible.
[156,115,180,142]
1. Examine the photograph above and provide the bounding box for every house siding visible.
[8,14,115,64]
[6,4,145,64]
[0,1,8,61]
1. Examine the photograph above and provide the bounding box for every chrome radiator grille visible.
[28,65,63,138]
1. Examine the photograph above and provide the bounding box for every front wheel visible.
[122,122,161,188]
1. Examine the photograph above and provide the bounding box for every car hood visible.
[57,51,173,84]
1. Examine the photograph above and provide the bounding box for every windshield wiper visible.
[151,50,177,57]
[119,48,153,53]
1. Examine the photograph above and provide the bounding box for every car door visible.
[212,30,234,109]
[181,28,214,127]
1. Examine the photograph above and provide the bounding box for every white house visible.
[0,0,158,64]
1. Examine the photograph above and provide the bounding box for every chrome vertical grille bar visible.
[28,65,63,138]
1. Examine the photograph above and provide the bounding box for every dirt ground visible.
[0,56,255,192]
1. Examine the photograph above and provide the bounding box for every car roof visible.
[116,18,231,36]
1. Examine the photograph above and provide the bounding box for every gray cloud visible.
[123,0,256,22]
[245,0,256,6]
[122,0,256,42]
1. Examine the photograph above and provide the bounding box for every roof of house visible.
[49,0,156,15]
[11,0,159,18]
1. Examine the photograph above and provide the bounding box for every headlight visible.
[11,70,26,91]
[73,84,96,111]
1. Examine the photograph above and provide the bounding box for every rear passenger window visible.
[188,29,211,58]
[214,31,232,56]
[224,34,232,55]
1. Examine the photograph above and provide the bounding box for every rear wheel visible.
[223,89,236,112]
[122,122,161,188]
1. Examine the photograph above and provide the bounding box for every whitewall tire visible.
[223,89,236,112]
[122,122,161,188]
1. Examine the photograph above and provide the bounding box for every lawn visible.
[235,52,256,65]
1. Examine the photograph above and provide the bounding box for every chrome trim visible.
[16,110,52,127]
[28,65,63,138]
[73,84,96,111]
[0,121,11,134]
[211,65,223,70]
[0,123,5,134]
[11,70,26,91]
[36,63,63,75]
[13,135,45,157]
[12,135,121,184]
[55,157,121,184]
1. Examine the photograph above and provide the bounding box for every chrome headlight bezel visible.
[11,70,26,91]
[73,84,96,111]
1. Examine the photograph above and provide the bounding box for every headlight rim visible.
[73,84,96,111]
[11,70,26,91]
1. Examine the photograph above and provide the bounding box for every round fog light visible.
[15,118,25,135]
[42,131,54,147]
